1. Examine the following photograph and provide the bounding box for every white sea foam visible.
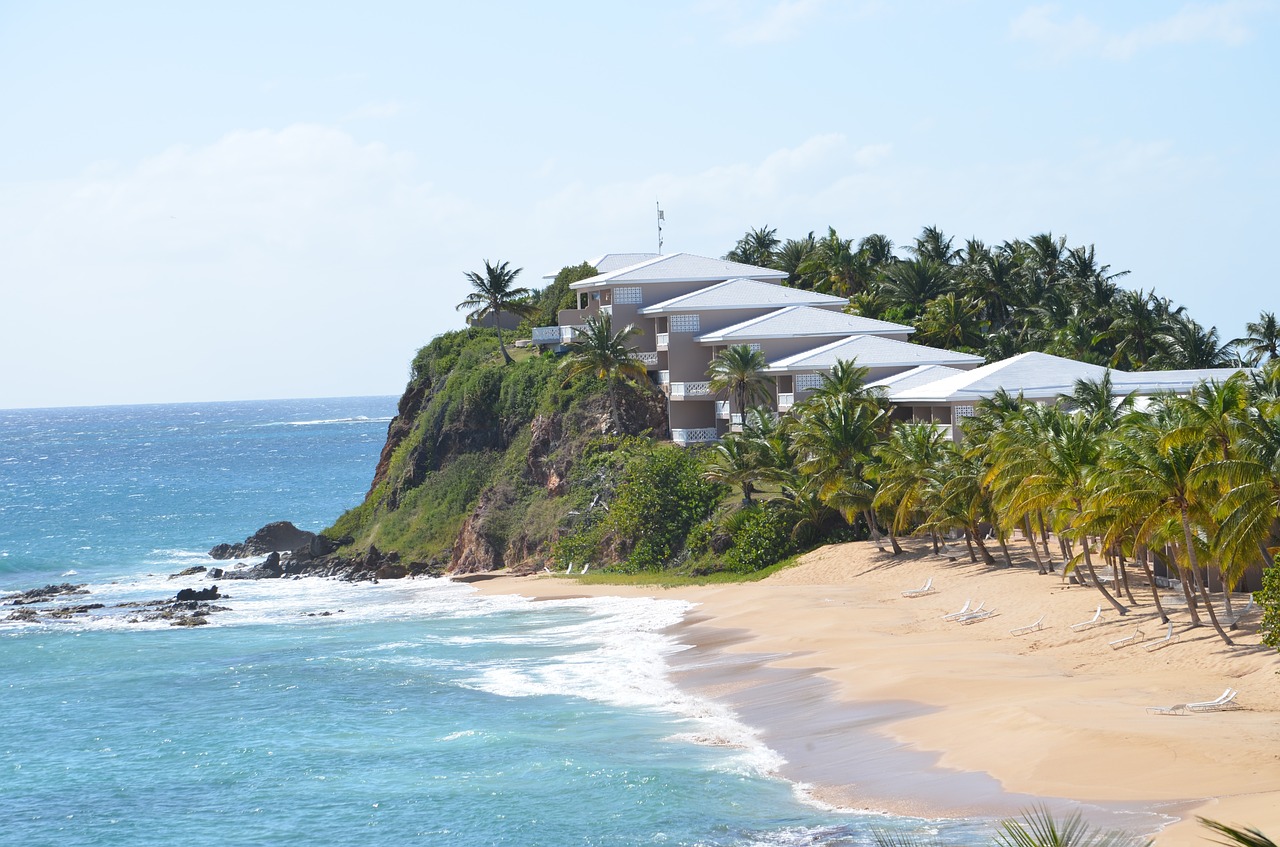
[253,417,394,428]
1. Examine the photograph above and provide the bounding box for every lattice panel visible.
[670,314,701,333]
[613,286,643,305]
[954,405,976,419]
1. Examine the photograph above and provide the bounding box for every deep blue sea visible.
[0,397,980,846]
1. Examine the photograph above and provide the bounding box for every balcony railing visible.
[656,332,669,351]
[658,370,670,385]
[669,381,712,400]
[671,427,719,446]
[531,325,585,345]
[600,305,613,316]
[715,400,730,419]
[636,351,659,367]
[777,392,795,412]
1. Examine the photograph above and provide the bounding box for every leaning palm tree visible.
[873,422,949,554]
[702,434,764,507]
[707,345,772,420]
[559,315,648,434]
[456,260,538,364]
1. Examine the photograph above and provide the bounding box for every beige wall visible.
[669,399,715,429]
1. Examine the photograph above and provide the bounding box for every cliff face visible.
[327,330,667,574]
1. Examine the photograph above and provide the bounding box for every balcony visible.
[777,392,794,412]
[530,325,584,345]
[671,427,719,446]
[669,381,712,400]
[658,370,670,386]
[636,351,659,368]
[715,400,730,419]
[656,332,669,351]
[600,304,613,316]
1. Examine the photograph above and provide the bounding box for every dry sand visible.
[469,537,1280,845]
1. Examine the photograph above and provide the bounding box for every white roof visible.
[542,252,660,280]
[869,365,967,395]
[889,351,1252,404]
[1110,368,1252,394]
[571,252,787,289]
[889,352,1105,404]
[766,335,985,374]
[695,305,914,343]
[639,279,844,315]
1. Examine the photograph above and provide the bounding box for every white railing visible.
[532,326,562,344]
[636,351,659,367]
[656,332,669,350]
[600,305,613,316]
[560,325,585,343]
[777,392,795,411]
[670,381,712,400]
[671,427,719,446]
[658,370,670,385]
[932,423,955,440]
[715,400,730,419]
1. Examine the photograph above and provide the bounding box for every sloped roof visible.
[639,279,845,315]
[766,335,985,374]
[888,352,1105,404]
[589,253,662,273]
[1110,367,1252,395]
[695,305,914,343]
[869,365,967,395]
[571,252,788,289]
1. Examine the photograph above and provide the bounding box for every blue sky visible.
[1,1,1276,408]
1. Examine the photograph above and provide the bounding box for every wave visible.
[253,416,394,428]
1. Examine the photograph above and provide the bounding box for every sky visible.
[1,1,1277,409]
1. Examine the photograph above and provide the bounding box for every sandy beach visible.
[469,538,1280,845]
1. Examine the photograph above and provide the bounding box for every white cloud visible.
[0,125,475,407]
[1010,2,1270,60]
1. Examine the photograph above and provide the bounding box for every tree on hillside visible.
[457,260,537,364]
[560,315,648,434]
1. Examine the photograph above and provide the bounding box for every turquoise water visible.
[0,398,967,846]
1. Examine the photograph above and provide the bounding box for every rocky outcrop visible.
[209,521,324,560]
[2,583,89,604]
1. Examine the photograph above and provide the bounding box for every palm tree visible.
[916,292,986,350]
[1235,311,1280,364]
[877,258,955,316]
[702,435,764,506]
[559,315,648,434]
[792,395,890,534]
[1102,289,1169,370]
[873,422,949,553]
[773,232,817,287]
[707,345,772,419]
[1153,315,1233,369]
[724,226,780,268]
[796,227,867,295]
[456,260,537,364]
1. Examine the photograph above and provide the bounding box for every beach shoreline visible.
[468,538,1280,845]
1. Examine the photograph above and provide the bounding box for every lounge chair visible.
[959,607,995,625]
[1227,596,1255,627]
[1146,702,1188,715]
[1069,605,1103,631]
[902,577,935,598]
[580,563,590,574]
[1144,621,1179,652]
[1109,626,1145,649]
[1187,688,1241,712]
[1009,615,1044,636]
[942,599,973,620]
[934,544,960,562]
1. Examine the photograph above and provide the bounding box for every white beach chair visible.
[1144,621,1179,652]
[1108,626,1145,649]
[1146,702,1189,715]
[1069,605,1102,632]
[942,599,973,620]
[959,607,995,625]
[902,577,934,598]
[1187,688,1241,712]
[1009,615,1044,636]
[1227,596,1254,627]
[934,544,960,562]
[580,563,590,574]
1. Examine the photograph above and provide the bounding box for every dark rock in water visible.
[6,608,39,622]
[3,583,90,605]
[45,603,105,618]
[208,521,319,560]
[170,615,209,627]
[219,552,283,580]
[207,567,224,579]
[169,566,207,579]
[375,564,407,580]
[175,585,220,602]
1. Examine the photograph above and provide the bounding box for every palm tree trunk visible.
[493,308,513,364]
[1073,501,1127,614]
[970,527,997,566]
[1138,545,1169,625]
[1172,544,1203,625]
[1024,516,1048,574]
[995,527,1013,567]
[963,530,977,562]
[1181,507,1233,645]
[888,529,903,555]
[1038,511,1052,559]
[1117,551,1137,604]
[608,378,622,434]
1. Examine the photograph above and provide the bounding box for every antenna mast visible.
[656,202,664,254]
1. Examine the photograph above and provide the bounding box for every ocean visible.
[0,397,981,846]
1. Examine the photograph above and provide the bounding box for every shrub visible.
[724,505,794,572]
